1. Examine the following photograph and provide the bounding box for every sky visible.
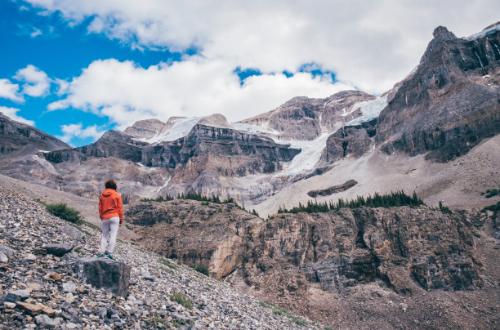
[0,0,498,146]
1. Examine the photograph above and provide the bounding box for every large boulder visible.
[73,258,131,297]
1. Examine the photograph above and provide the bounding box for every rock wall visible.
[320,119,376,164]
[376,26,500,162]
[127,200,483,295]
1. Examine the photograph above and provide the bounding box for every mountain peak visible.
[432,26,456,40]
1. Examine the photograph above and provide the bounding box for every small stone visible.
[24,253,37,261]
[0,245,15,259]
[3,301,16,309]
[6,289,30,301]
[27,282,42,292]
[64,293,75,304]
[43,244,74,257]
[46,272,63,281]
[17,301,56,316]
[98,307,108,319]
[0,252,8,263]
[63,281,77,293]
[35,314,57,328]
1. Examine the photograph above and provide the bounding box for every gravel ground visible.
[0,184,318,329]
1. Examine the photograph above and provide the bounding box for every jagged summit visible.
[432,25,456,40]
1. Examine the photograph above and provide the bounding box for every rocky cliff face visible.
[46,124,299,174]
[320,119,377,164]
[127,201,485,293]
[241,91,374,140]
[0,113,68,156]
[127,199,260,279]
[45,131,148,164]
[376,25,500,161]
[126,199,499,327]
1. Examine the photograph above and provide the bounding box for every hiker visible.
[98,179,124,259]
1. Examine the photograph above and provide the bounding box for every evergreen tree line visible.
[277,191,424,214]
[140,192,260,216]
[141,192,235,204]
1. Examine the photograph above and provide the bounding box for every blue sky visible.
[0,0,193,146]
[0,0,497,146]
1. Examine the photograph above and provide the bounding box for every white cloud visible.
[30,27,43,38]
[0,79,23,102]
[0,106,34,126]
[59,123,106,144]
[23,0,500,93]
[15,64,51,97]
[49,58,352,128]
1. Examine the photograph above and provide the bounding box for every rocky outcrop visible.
[241,91,375,140]
[124,197,500,327]
[377,25,500,161]
[45,130,148,163]
[0,113,68,156]
[307,179,358,197]
[127,199,483,294]
[242,207,482,295]
[123,118,167,139]
[320,119,377,164]
[127,199,261,279]
[73,258,131,297]
[145,124,300,172]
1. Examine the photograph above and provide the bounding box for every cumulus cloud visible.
[49,58,352,128]
[59,123,106,144]
[0,106,34,126]
[15,64,51,97]
[23,0,500,92]
[0,79,23,102]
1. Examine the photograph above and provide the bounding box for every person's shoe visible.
[105,252,115,260]
[96,253,105,258]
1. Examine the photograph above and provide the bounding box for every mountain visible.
[0,113,70,185]
[1,22,500,329]
[377,25,500,161]
[239,90,379,140]
[0,23,499,212]
[0,112,68,156]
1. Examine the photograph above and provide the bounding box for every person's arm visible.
[117,194,124,224]
[98,196,103,219]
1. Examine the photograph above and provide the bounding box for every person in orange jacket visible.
[98,179,124,259]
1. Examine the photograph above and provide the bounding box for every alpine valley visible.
[1,23,499,329]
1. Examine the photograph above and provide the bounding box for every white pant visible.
[99,217,120,254]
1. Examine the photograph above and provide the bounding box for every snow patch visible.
[346,95,388,126]
[231,122,280,137]
[157,176,171,193]
[138,117,200,143]
[465,23,500,40]
[280,133,330,175]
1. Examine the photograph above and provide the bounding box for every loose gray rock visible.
[42,244,74,257]
[73,258,131,297]
[35,314,57,328]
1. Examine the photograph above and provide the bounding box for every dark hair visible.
[105,179,117,190]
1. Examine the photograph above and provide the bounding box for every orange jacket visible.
[99,188,124,222]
